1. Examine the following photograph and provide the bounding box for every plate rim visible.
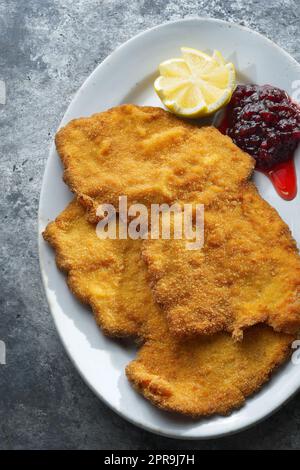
[38,17,300,440]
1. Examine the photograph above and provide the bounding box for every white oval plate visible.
[39,18,300,439]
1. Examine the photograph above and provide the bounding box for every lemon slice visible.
[154,47,236,118]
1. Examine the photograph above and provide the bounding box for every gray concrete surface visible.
[0,0,299,450]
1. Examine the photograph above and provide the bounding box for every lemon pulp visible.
[154,47,236,118]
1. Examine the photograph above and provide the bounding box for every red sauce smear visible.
[218,111,298,201]
[259,160,297,201]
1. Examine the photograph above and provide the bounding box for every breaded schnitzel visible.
[126,307,293,417]
[56,105,254,222]
[142,183,300,340]
[46,103,299,417]
[43,199,151,337]
[43,202,294,417]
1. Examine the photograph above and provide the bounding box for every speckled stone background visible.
[1,0,300,450]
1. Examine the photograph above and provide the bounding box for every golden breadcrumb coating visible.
[142,183,300,339]
[43,202,293,417]
[43,199,151,337]
[44,105,298,417]
[55,104,254,222]
[126,306,293,417]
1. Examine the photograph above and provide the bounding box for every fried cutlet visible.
[126,305,293,417]
[142,183,300,340]
[43,199,152,337]
[47,103,298,417]
[42,201,294,417]
[55,105,254,222]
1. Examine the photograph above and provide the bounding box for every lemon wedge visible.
[154,47,236,118]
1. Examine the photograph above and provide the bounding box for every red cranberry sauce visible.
[223,84,300,171]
